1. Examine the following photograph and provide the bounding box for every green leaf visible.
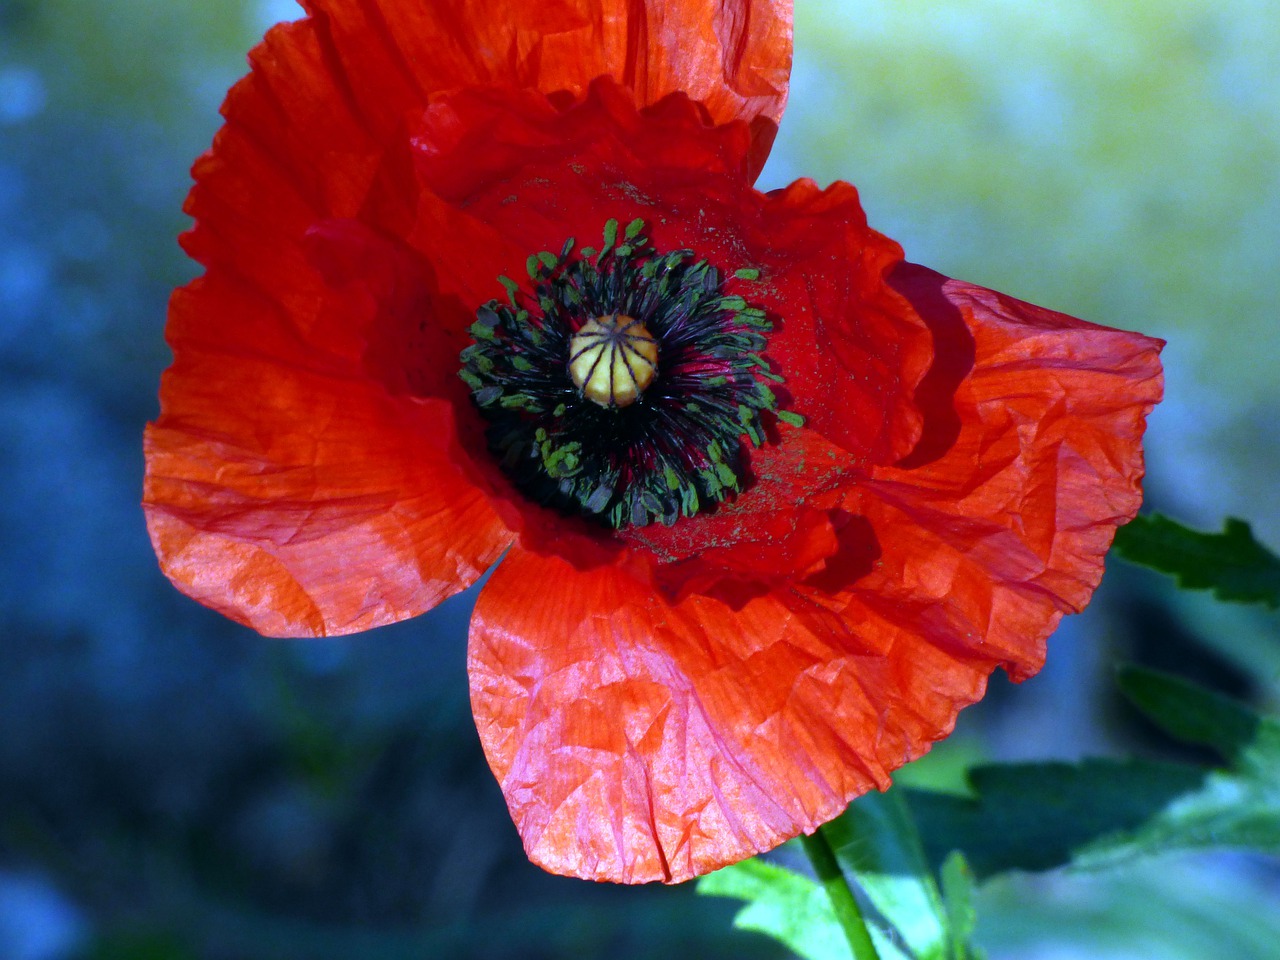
[904,670,1280,879]
[906,759,1208,879]
[1112,515,1280,608]
[698,858,854,960]
[825,793,952,960]
[1116,665,1277,773]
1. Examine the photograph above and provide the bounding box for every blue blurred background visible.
[1,1,1277,957]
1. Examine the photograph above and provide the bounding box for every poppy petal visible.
[145,233,513,635]
[855,263,1166,679]
[303,0,792,176]
[468,546,998,884]
[145,380,510,638]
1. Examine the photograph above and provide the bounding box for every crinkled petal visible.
[853,263,1166,680]
[468,546,998,884]
[145,225,513,636]
[302,0,791,176]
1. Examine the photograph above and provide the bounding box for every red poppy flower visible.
[144,0,1163,884]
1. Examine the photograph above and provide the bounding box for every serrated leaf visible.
[906,759,1208,878]
[904,672,1280,879]
[698,859,854,960]
[1112,514,1280,608]
[1116,665,1277,772]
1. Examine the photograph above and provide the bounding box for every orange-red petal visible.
[469,546,999,884]
[855,263,1166,679]
[145,220,513,635]
[302,0,791,176]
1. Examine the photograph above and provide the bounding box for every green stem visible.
[800,827,882,960]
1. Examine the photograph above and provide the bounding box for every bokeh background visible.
[2,0,1278,957]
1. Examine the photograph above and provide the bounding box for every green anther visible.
[734,268,760,280]
[625,218,645,239]
[544,442,583,477]
[600,219,618,257]
[681,486,699,515]
[538,251,558,269]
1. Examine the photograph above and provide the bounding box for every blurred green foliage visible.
[778,0,1279,393]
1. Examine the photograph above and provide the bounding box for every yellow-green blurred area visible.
[0,1,1276,958]
[769,0,1280,546]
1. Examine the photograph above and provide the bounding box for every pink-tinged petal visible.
[468,547,999,884]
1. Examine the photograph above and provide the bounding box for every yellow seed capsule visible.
[568,314,659,408]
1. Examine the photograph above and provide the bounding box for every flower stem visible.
[800,826,882,960]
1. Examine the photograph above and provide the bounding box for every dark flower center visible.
[458,218,802,529]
